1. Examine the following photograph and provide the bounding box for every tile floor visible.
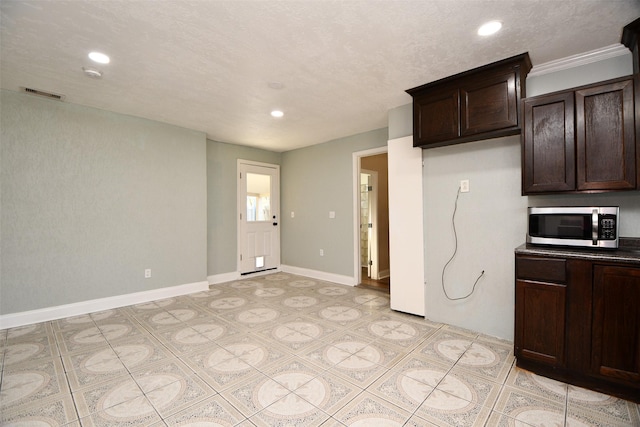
[1,272,639,426]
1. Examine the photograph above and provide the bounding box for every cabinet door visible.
[522,92,575,193]
[592,265,640,383]
[413,88,459,146]
[576,78,636,191]
[515,279,566,367]
[460,70,518,136]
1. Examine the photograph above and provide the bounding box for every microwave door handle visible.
[592,209,598,245]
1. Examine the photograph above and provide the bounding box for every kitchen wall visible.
[389,49,640,340]
[280,128,388,279]
[206,140,281,279]
[0,90,207,315]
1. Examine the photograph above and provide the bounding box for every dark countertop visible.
[515,238,640,265]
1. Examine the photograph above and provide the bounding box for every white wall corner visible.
[0,281,209,330]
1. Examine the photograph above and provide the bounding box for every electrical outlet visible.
[329,211,335,219]
[320,249,324,256]
[460,179,470,193]
[144,269,151,278]
[291,211,295,218]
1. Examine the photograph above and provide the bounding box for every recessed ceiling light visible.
[478,21,502,36]
[271,110,284,118]
[88,51,110,64]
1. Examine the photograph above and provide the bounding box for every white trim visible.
[0,281,209,330]
[208,271,241,284]
[281,265,357,287]
[528,44,630,77]
[352,146,388,285]
[379,269,390,279]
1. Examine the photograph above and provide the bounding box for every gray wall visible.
[1,90,207,314]
[389,50,640,340]
[281,128,388,277]
[207,140,281,276]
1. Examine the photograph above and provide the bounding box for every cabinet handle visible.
[592,209,598,245]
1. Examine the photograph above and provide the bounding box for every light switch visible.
[329,211,335,219]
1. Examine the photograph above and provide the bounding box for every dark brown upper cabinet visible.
[522,75,637,194]
[406,53,531,149]
[622,17,640,74]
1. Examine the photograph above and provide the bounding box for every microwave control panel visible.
[599,215,617,240]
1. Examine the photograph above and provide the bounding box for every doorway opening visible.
[237,160,280,275]
[353,148,390,292]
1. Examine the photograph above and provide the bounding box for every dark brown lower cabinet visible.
[515,253,640,403]
[592,265,640,384]
[515,279,566,367]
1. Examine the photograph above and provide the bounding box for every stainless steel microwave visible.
[527,207,619,249]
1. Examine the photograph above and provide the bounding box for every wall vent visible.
[21,87,65,101]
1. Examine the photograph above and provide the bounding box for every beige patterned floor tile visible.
[72,376,143,418]
[319,417,347,426]
[413,328,477,367]
[566,384,640,426]
[415,388,492,426]
[485,410,538,426]
[253,316,340,353]
[249,392,331,427]
[352,313,438,349]
[219,372,286,417]
[54,326,108,354]
[503,366,567,403]
[388,353,452,387]
[218,305,289,330]
[78,395,161,427]
[62,346,129,390]
[332,391,412,426]
[0,357,69,410]
[2,335,59,367]
[153,323,221,355]
[454,339,514,383]
[1,393,78,426]
[296,331,378,372]
[144,370,214,418]
[368,369,435,413]
[182,341,275,391]
[110,334,174,370]
[493,385,566,426]
[305,304,371,329]
[162,394,246,426]
[7,322,55,340]
[434,369,502,410]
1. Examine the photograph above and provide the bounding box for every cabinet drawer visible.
[516,256,566,283]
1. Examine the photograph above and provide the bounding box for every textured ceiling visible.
[1,1,639,152]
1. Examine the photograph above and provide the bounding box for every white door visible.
[238,161,280,274]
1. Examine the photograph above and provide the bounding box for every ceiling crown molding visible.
[528,44,630,77]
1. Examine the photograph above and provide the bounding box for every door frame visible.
[352,146,387,285]
[237,159,281,275]
[361,169,379,280]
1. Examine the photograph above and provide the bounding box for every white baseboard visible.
[379,269,390,279]
[280,265,357,287]
[0,281,209,330]
[207,271,241,285]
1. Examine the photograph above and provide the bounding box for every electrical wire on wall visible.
[441,186,485,300]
